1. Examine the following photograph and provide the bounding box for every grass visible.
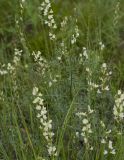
[0,0,124,159]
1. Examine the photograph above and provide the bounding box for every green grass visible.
[0,0,124,160]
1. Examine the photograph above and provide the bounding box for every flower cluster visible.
[60,16,68,30]
[61,41,68,56]
[79,47,112,93]
[99,41,105,51]
[16,0,27,46]
[48,74,60,87]
[13,48,22,67]
[101,129,116,155]
[0,48,22,97]
[76,105,94,149]
[79,47,88,64]
[7,48,22,76]
[32,51,61,88]
[19,0,25,21]
[88,62,111,93]
[32,51,48,76]
[0,64,8,75]
[81,48,100,92]
[32,87,57,157]
[56,41,68,63]
[98,63,112,93]
[82,47,88,59]
[10,48,22,93]
[113,90,124,122]
[103,140,116,155]
[39,0,57,40]
[0,48,22,76]
[113,1,120,26]
[71,25,79,44]
[100,121,116,155]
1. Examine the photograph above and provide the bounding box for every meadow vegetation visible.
[0,0,124,159]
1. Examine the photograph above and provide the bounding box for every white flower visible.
[36,105,42,110]
[97,89,101,94]
[104,86,109,91]
[86,67,90,72]
[79,53,82,57]
[101,139,106,144]
[104,150,108,155]
[108,140,113,150]
[40,107,47,116]
[49,132,54,138]
[118,90,121,95]
[53,79,57,83]
[90,146,93,150]
[102,63,107,68]
[119,113,124,118]
[32,87,39,96]
[76,112,87,117]
[48,146,56,156]
[0,70,8,75]
[48,15,53,19]
[49,81,52,87]
[83,47,88,59]
[110,149,116,155]
[33,97,41,104]
[106,130,111,134]
[44,122,52,131]
[37,113,41,118]
[38,93,43,97]
[84,137,88,144]
[88,105,94,114]
[76,132,79,137]
[45,0,49,3]
[109,71,112,75]
[82,126,87,132]
[57,57,62,60]
[82,119,88,124]
[100,121,105,128]
[39,99,44,105]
